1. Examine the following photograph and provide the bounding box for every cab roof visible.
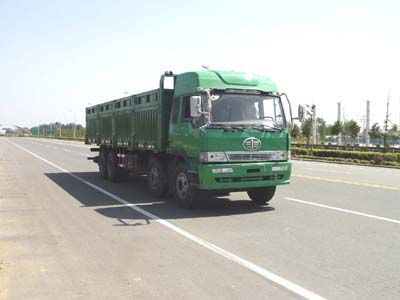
[174,70,278,96]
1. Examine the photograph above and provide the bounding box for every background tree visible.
[369,123,382,139]
[317,117,327,142]
[330,120,342,136]
[290,123,301,139]
[388,124,399,138]
[301,117,313,146]
[344,120,361,140]
[388,124,399,147]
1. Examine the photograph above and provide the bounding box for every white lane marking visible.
[80,153,90,157]
[53,146,58,149]
[84,202,165,210]
[63,149,72,153]
[325,169,351,174]
[285,197,400,225]
[7,139,325,300]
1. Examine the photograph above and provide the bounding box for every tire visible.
[173,163,198,209]
[247,186,276,205]
[99,149,108,179]
[147,158,168,197]
[107,150,126,182]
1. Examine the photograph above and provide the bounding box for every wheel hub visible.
[176,172,189,199]
[149,167,160,189]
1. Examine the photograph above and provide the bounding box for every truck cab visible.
[164,71,292,207]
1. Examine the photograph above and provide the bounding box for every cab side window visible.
[182,96,191,121]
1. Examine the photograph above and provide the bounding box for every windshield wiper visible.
[228,125,244,131]
[208,124,244,132]
[250,124,283,132]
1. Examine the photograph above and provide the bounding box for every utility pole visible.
[69,110,77,139]
[337,102,342,145]
[312,105,317,145]
[383,90,390,150]
[59,122,62,138]
[365,100,370,146]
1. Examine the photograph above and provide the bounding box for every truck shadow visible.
[45,172,275,226]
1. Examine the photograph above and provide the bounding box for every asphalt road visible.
[1,137,399,300]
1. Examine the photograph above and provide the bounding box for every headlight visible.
[269,151,288,161]
[200,152,228,163]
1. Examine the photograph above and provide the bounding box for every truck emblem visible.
[243,137,261,151]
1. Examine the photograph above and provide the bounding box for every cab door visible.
[169,95,201,157]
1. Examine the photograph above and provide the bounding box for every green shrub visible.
[291,147,400,165]
[291,147,309,156]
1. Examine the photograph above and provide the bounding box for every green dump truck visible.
[86,70,298,208]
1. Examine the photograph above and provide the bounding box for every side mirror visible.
[190,96,202,117]
[163,76,174,90]
[298,105,305,122]
[280,93,293,130]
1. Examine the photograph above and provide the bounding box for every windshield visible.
[209,93,285,128]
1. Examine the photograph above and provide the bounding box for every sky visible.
[1,0,400,129]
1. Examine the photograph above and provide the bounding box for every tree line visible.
[30,122,86,139]
[291,118,400,146]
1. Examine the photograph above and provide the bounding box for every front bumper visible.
[197,161,291,191]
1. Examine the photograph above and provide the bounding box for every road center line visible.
[285,197,400,225]
[292,174,400,191]
[296,167,351,175]
[293,161,400,174]
[7,139,325,300]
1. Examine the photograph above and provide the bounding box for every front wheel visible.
[247,186,276,205]
[173,163,198,209]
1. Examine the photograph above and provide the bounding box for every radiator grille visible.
[226,151,287,162]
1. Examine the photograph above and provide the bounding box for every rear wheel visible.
[107,150,127,182]
[99,149,108,179]
[247,186,276,205]
[173,163,198,209]
[147,158,168,197]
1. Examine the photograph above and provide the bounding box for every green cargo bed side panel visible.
[131,89,162,149]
